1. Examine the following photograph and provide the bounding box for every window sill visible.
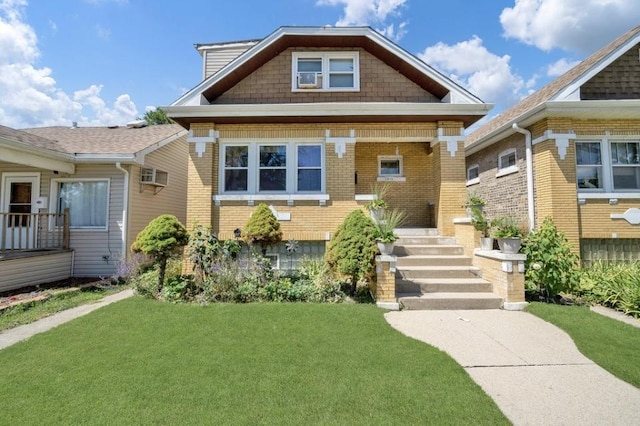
[292,88,360,93]
[496,166,519,178]
[377,176,406,182]
[213,194,330,206]
[577,192,640,199]
[466,178,479,186]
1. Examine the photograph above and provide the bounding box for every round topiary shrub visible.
[243,203,283,255]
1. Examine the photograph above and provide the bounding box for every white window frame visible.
[49,178,110,231]
[496,148,519,177]
[219,142,325,195]
[292,51,360,92]
[576,138,640,197]
[575,141,604,191]
[466,164,480,186]
[377,155,404,181]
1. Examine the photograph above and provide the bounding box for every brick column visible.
[433,123,467,237]
[473,250,528,310]
[183,124,216,273]
[375,254,399,310]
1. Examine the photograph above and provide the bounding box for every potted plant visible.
[470,206,495,250]
[464,191,486,217]
[365,182,390,223]
[373,208,406,255]
[491,216,523,254]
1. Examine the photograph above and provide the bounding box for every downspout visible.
[512,123,535,231]
[115,162,129,260]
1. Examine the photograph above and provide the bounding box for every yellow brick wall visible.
[186,123,216,230]
[355,142,433,227]
[533,139,581,251]
[375,258,397,302]
[453,221,479,258]
[434,126,467,237]
[579,199,640,238]
[473,255,525,303]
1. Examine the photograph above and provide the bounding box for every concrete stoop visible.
[393,228,502,310]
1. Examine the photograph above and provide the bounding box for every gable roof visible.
[172,26,485,107]
[466,24,640,153]
[1,124,187,167]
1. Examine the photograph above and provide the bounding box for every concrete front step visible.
[398,292,503,310]
[395,236,457,246]
[394,228,439,237]
[395,254,472,267]
[396,265,482,280]
[394,244,464,256]
[397,278,493,294]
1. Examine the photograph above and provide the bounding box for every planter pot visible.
[377,241,395,255]
[479,237,494,251]
[497,237,521,254]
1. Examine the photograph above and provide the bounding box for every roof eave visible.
[466,99,640,156]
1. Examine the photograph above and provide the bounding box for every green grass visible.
[0,298,508,425]
[0,286,125,332]
[527,302,640,388]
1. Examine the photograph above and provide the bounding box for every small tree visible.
[131,214,189,293]
[325,209,378,296]
[523,217,580,301]
[142,108,173,125]
[244,203,282,256]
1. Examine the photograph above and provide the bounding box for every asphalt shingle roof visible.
[466,24,640,147]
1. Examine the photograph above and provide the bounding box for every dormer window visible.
[292,52,359,91]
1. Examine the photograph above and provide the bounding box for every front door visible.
[1,174,40,250]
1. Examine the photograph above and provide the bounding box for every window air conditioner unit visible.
[297,72,319,88]
[140,168,168,186]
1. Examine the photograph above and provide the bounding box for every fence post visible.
[63,208,70,249]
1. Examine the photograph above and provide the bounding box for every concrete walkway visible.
[385,310,640,426]
[0,289,134,350]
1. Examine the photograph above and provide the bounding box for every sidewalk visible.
[0,289,134,350]
[385,309,640,426]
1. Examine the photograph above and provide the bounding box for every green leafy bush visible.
[131,214,189,292]
[188,224,241,281]
[576,261,640,318]
[522,217,580,300]
[243,203,283,255]
[325,209,378,295]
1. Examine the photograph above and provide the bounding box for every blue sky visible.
[1,0,639,128]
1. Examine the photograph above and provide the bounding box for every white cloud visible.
[419,36,527,108]
[0,0,138,128]
[316,0,408,41]
[95,24,111,40]
[500,0,640,53]
[546,58,580,77]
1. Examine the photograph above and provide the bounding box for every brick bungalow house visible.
[164,26,492,264]
[465,25,640,264]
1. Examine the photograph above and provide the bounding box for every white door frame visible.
[1,172,41,249]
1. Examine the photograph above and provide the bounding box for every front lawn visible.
[527,302,640,388]
[0,298,508,425]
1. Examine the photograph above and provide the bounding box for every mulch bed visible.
[0,277,105,311]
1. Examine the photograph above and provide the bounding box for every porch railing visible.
[0,209,70,252]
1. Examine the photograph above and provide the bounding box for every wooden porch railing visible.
[0,209,70,252]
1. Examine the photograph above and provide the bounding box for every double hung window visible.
[222,143,324,194]
[292,52,359,91]
[575,140,640,192]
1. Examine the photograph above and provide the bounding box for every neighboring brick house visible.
[466,25,640,264]
[165,26,490,264]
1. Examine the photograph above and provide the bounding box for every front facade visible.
[466,25,640,264]
[165,26,491,262]
[0,124,188,289]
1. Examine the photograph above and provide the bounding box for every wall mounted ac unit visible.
[140,168,168,186]
[297,72,319,88]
